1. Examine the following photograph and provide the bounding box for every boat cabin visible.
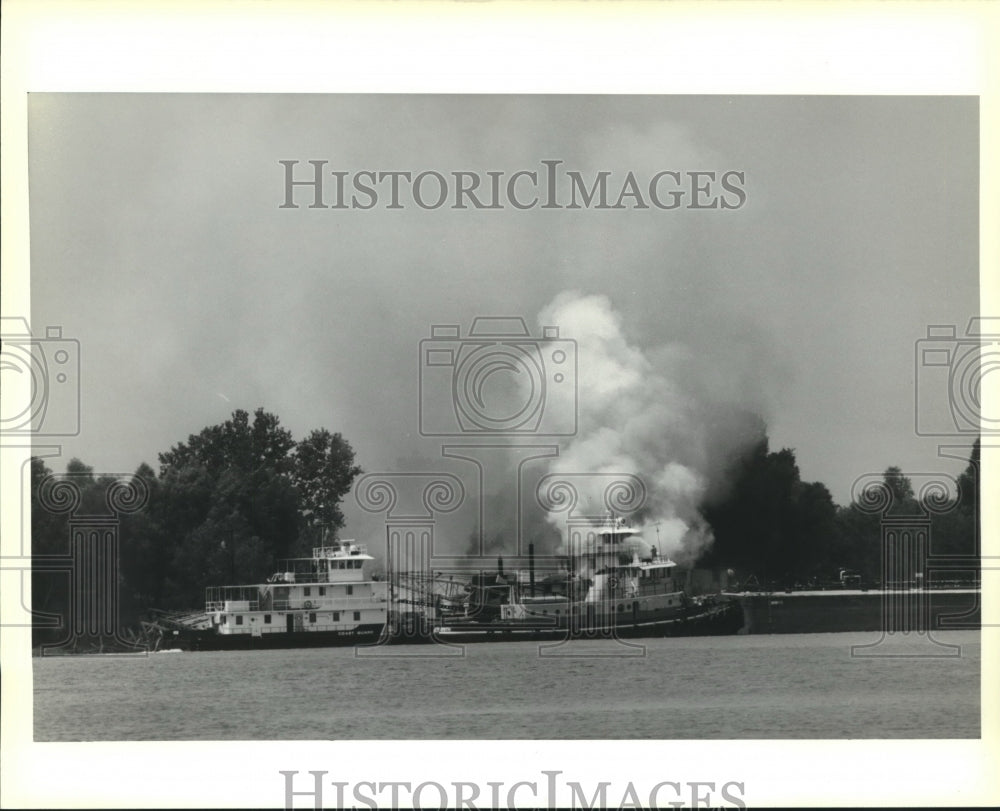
[203,540,387,638]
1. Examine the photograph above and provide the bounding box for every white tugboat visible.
[496,516,688,625]
[434,515,744,642]
[176,540,387,650]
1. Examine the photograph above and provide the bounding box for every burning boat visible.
[154,517,742,650]
[430,516,744,643]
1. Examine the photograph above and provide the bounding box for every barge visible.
[734,587,981,634]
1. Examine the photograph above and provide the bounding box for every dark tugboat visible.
[430,515,744,644]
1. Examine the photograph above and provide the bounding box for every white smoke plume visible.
[538,291,758,563]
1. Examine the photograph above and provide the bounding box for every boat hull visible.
[429,600,745,644]
[179,623,385,651]
[172,602,746,649]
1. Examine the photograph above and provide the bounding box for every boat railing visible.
[271,595,386,611]
[205,600,261,612]
[266,570,368,584]
[206,593,385,612]
[205,585,262,608]
[268,572,325,584]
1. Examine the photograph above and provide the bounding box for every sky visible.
[23,94,979,556]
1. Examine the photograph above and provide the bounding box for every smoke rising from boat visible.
[537,291,764,563]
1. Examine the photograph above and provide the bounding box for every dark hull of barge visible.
[178,624,385,651]
[408,599,746,645]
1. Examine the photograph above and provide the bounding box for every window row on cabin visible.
[302,585,356,596]
[322,559,364,569]
[222,611,364,625]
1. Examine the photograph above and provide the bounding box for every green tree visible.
[789,480,838,580]
[882,465,915,509]
[117,462,167,619]
[154,408,362,607]
[292,428,362,550]
[30,456,67,646]
[956,438,980,518]
[31,456,64,556]
[699,436,838,587]
[926,440,979,584]
[156,408,300,606]
[830,503,881,584]
[30,456,135,645]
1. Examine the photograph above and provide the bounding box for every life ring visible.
[607,577,619,589]
[303,600,315,610]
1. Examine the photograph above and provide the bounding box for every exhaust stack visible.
[529,543,535,595]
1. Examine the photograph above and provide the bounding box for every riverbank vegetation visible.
[28,408,979,648]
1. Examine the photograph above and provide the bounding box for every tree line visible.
[29,407,979,645]
[697,436,980,590]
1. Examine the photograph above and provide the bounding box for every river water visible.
[32,630,979,740]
